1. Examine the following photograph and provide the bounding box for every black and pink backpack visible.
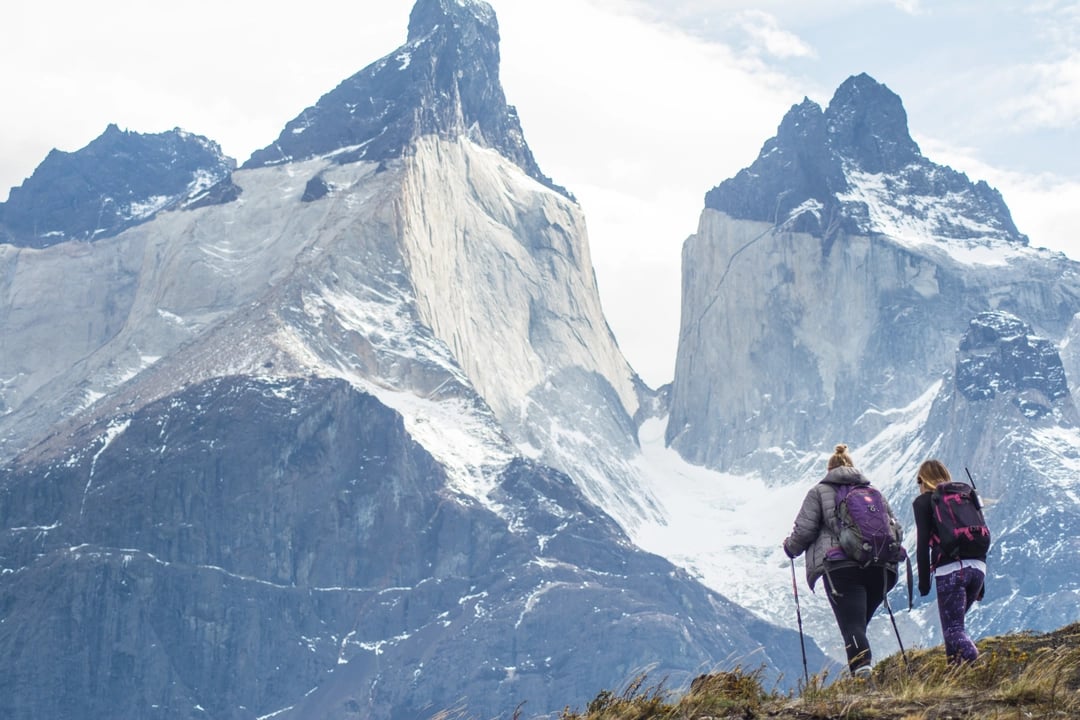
[930,481,991,565]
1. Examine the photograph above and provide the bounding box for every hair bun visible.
[834,443,848,454]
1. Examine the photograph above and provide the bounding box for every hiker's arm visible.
[783,487,822,558]
[913,493,933,596]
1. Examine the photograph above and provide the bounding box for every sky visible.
[3,0,1079,388]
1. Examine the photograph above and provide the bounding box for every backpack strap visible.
[822,562,843,598]
[829,482,852,537]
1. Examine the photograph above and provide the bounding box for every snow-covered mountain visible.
[0,1,820,719]
[654,72,1080,661]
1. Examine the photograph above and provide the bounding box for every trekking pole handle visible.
[964,467,977,490]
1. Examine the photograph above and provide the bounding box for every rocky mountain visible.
[702,73,1024,247]
[669,73,1077,473]
[0,1,822,719]
[662,73,1080,657]
[2,375,806,720]
[0,124,236,248]
[244,0,565,198]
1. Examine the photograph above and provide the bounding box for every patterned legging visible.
[936,565,984,663]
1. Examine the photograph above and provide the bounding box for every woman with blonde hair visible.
[913,459,987,664]
[783,444,903,678]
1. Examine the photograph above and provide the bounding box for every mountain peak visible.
[244,0,567,197]
[407,0,497,41]
[0,125,235,248]
[775,97,825,146]
[704,73,1026,247]
[825,73,922,174]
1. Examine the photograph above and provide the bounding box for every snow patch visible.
[272,317,515,519]
[127,195,171,219]
[80,418,131,517]
[783,198,824,226]
[188,169,224,195]
[627,416,810,624]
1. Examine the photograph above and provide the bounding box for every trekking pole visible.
[790,558,810,685]
[881,569,909,669]
[965,467,984,509]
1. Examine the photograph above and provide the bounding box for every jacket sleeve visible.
[783,486,823,558]
[913,493,933,596]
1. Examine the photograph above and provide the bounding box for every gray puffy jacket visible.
[782,466,901,591]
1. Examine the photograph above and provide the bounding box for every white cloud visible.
[992,173,1080,259]
[889,0,923,14]
[1005,51,1080,130]
[733,10,817,59]
[994,2,1080,129]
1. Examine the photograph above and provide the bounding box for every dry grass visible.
[554,623,1080,720]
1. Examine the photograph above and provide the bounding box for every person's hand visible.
[782,540,796,559]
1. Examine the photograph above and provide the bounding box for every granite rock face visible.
[956,311,1070,410]
[1062,312,1080,409]
[670,73,1080,472]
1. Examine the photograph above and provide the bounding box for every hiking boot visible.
[852,665,873,685]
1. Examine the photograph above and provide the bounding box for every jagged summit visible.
[704,73,1026,249]
[407,0,496,40]
[0,0,567,251]
[0,124,235,248]
[243,0,567,197]
[825,72,922,174]
[957,311,1071,411]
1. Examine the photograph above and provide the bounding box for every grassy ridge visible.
[551,623,1080,720]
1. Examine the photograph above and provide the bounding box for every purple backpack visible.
[830,484,907,566]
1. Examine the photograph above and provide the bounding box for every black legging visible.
[822,565,898,673]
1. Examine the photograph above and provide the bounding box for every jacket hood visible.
[822,466,869,486]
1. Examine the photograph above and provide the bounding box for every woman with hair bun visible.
[783,444,903,679]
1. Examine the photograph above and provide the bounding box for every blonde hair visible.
[827,444,855,470]
[917,459,952,491]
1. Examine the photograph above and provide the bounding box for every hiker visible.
[783,444,903,678]
[913,459,987,664]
